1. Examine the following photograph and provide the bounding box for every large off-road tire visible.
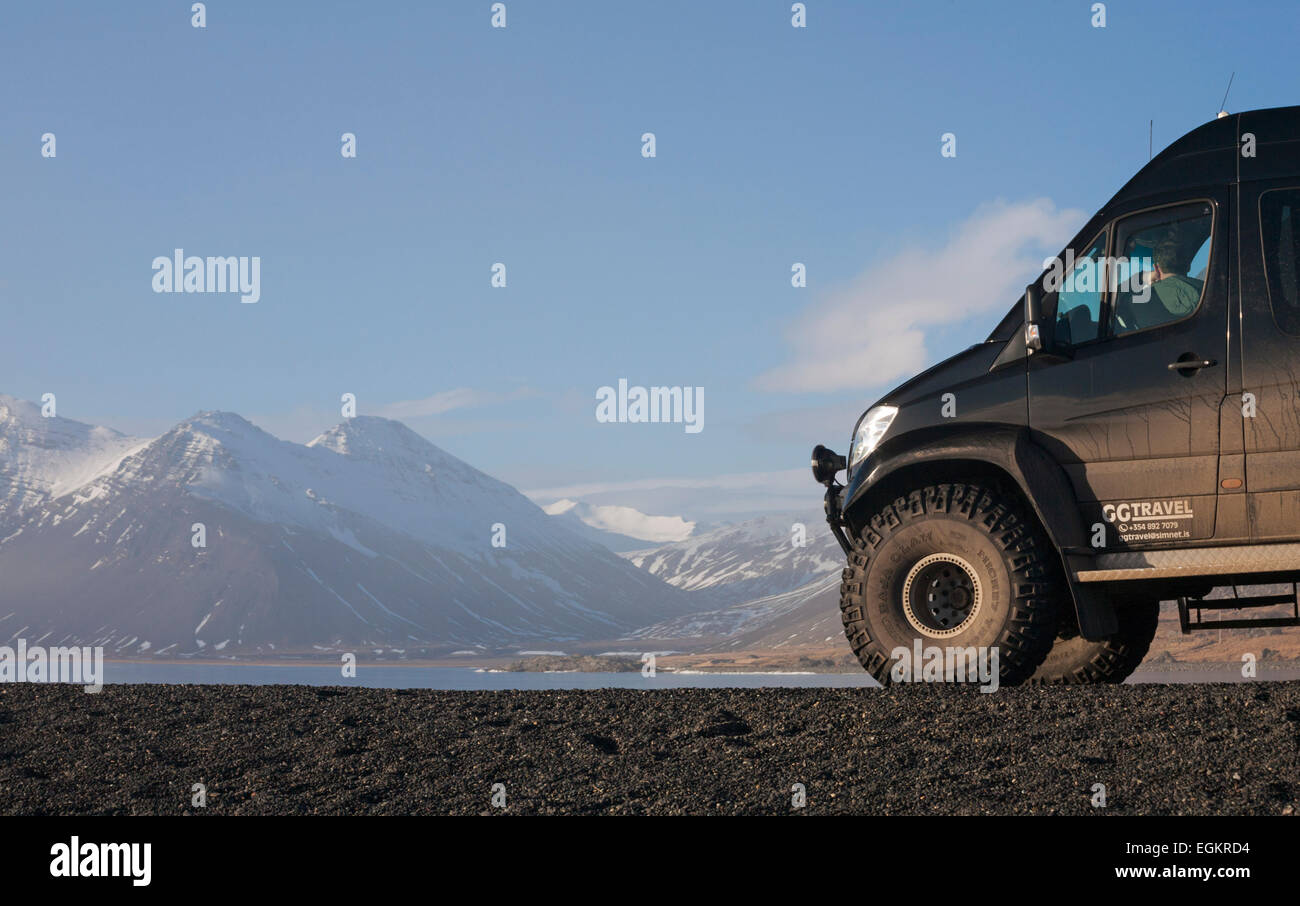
[1028,600,1160,684]
[839,483,1061,686]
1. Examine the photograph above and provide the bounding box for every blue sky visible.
[2,1,1296,520]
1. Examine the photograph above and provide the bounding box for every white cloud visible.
[544,499,695,542]
[755,198,1085,393]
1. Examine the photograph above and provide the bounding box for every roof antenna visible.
[1149,119,1153,160]
[1217,72,1235,118]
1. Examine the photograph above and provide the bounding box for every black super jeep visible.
[814,106,1300,685]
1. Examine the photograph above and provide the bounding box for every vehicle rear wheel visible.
[1029,600,1160,684]
[839,483,1061,686]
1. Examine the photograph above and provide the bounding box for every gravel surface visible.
[1,682,1297,815]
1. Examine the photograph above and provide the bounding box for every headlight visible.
[848,405,898,470]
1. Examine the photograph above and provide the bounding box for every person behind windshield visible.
[1144,236,1203,319]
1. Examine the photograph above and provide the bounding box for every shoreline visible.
[96,655,1300,676]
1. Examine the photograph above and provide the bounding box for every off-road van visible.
[813,105,1300,685]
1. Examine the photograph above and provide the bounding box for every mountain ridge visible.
[0,397,696,654]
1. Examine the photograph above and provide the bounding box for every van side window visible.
[1260,188,1300,336]
[1109,202,1213,336]
[1047,231,1107,347]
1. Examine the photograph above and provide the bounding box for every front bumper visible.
[811,444,852,555]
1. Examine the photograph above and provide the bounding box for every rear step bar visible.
[1177,583,1300,634]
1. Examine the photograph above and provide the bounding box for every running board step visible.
[1074,541,1300,582]
[1177,585,1300,634]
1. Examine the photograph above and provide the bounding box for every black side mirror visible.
[1024,283,1044,352]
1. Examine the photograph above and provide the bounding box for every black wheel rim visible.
[902,554,982,637]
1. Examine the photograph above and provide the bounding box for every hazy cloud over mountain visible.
[756,199,1085,394]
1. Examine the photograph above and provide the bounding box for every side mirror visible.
[1024,283,1044,352]
[1024,282,1043,326]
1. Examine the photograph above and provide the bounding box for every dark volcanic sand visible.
[1,682,1297,815]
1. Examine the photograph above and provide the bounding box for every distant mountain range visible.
[623,513,841,606]
[623,514,845,649]
[0,395,698,655]
[0,394,857,660]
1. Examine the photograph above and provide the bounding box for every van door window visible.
[1049,232,1107,346]
[1260,188,1300,336]
[1109,202,1213,336]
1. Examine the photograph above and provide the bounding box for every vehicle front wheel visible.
[839,483,1062,686]
[1028,600,1160,684]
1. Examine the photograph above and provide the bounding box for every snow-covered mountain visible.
[0,399,696,654]
[619,512,846,650]
[631,573,844,650]
[542,498,694,552]
[622,512,842,608]
[0,395,148,519]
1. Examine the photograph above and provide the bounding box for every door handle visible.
[1167,357,1217,373]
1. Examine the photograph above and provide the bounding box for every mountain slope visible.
[0,394,147,523]
[0,403,695,654]
[632,574,842,648]
[622,512,842,608]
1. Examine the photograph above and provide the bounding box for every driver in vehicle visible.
[1143,236,1204,318]
[1115,230,1207,333]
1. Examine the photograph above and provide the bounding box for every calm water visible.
[93,662,1300,689]
[100,662,882,689]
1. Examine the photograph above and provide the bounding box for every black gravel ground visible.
[1,682,1298,815]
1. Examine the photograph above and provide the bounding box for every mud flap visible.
[1065,555,1119,640]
